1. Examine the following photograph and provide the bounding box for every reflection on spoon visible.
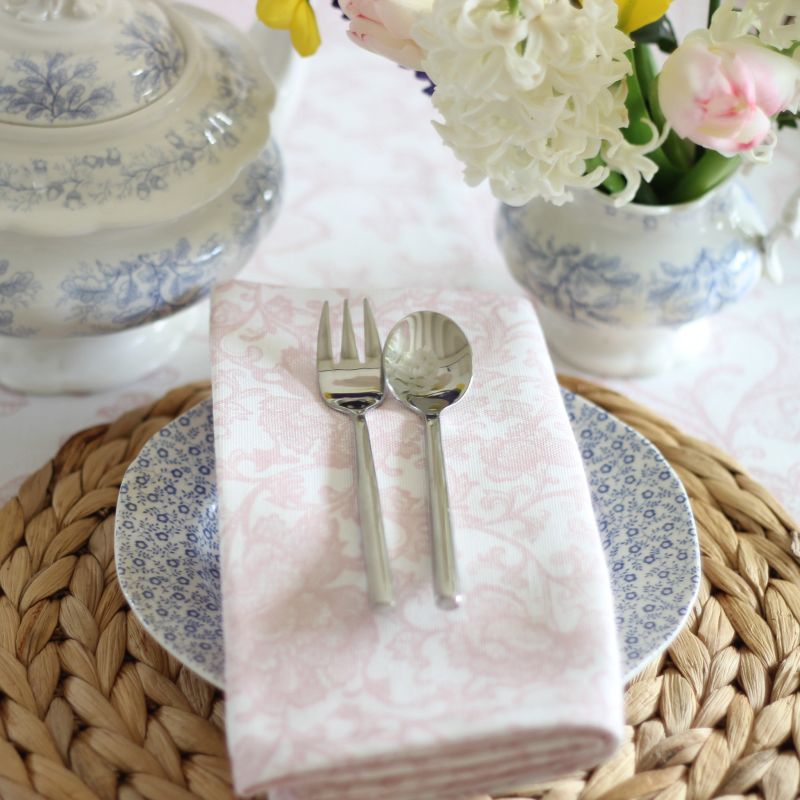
[383,311,473,609]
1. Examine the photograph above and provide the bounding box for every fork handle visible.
[353,415,394,607]
[424,414,462,610]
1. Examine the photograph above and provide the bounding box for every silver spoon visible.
[383,311,473,609]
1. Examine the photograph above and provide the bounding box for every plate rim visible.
[115,391,700,689]
[563,389,701,680]
[114,400,224,689]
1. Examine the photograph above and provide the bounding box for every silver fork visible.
[317,299,394,607]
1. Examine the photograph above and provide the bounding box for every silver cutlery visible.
[317,299,394,607]
[383,311,473,610]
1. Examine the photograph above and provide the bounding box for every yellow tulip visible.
[614,0,673,33]
[256,0,321,57]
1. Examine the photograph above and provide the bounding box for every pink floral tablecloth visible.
[1,1,799,528]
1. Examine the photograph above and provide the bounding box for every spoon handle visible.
[354,415,394,607]
[424,414,462,609]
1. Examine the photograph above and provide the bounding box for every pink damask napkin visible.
[210,280,623,799]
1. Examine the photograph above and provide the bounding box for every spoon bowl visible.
[383,311,473,416]
[383,311,473,609]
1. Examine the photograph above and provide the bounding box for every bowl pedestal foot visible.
[0,304,204,395]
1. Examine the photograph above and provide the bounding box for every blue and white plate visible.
[115,391,700,688]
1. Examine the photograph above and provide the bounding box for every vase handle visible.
[731,185,800,284]
[757,188,800,283]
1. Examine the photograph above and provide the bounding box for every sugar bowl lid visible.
[0,0,187,126]
[0,0,276,236]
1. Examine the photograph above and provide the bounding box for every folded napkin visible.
[210,281,623,799]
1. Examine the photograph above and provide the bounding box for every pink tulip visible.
[658,33,800,155]
[339,0,428,71]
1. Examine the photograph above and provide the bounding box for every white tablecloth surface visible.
[2,1,799,526]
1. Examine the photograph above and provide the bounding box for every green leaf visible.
[633,42,658,98]
[708,0,721,27]
[602,171,627,195]
[623,51,656,147]
[633,45,695,180]
[623,50,682,198]
[634,181,661,205]
[584,155,624,196]
[631,15,678,53]
[777,109,798,129]
[646,76,696,171]
[666,150,741,204]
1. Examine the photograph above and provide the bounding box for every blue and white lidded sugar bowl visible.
[0,0,283,392]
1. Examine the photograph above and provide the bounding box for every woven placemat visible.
[0,378,798,800]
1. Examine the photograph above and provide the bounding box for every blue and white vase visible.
[496,179,782,377]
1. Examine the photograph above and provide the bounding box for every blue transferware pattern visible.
[232,154,283,249]
[54,144,281,332]
[497,206,761,327]
[116,401,222,685]
[115,391,700,687]
[59,236,224,329]
[0,53,115,123]
[565,390,700,671]
[0,258,40,337]
[0,12,185,125]
[0,36,256,213]
[117,13,186,102]
[647,244,759,325]
[498,227,639,326]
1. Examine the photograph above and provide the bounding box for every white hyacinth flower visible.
[710,0,800,51]
[413,0,661,206]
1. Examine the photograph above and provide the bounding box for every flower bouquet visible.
[256,0,800,208]
[256,0,800,377]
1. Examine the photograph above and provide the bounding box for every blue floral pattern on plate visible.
[116,401,222,685]
[565,390,700,673]
[115,391,700,687]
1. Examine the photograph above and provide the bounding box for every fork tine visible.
[317,301,332,365]
[340,299,359,360]
[363,299,381,361]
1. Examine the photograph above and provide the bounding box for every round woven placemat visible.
[0,378,798,800]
